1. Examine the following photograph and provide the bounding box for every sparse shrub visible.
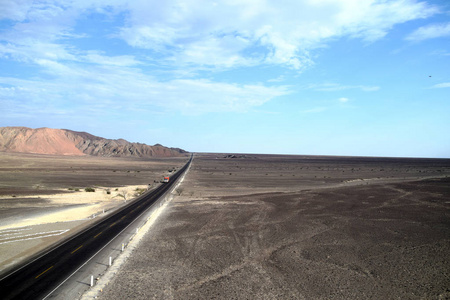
[85,187,95,192]
[134,188,146,196]
[74,188,80,191]
[106,189,111,195]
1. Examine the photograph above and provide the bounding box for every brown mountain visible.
[0,127,188,157]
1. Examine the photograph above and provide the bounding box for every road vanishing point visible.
[0,155,193,300]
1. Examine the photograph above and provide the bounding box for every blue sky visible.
[1,0,449,158]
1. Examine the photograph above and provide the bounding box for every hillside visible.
[0,127,187,157]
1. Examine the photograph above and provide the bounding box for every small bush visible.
[85,187,96,192]
[134,188,146,196]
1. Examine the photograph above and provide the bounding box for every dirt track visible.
[98,154,450,299]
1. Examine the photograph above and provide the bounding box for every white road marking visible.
[0,227,32,234]
[0,229,69,245]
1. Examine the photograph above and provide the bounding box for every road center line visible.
[94,232,102,239]
[35,266,54,279]
[71,245,83,254]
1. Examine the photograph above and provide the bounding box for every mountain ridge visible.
[0,127,187,157]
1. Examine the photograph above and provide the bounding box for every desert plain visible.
[0,151,187,274]
[98,153,450,300]
[1,152,450,299]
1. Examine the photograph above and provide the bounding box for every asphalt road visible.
[0,155,192,300]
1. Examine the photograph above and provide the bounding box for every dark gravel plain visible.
[0,152,186,197]
[98,154,450,299]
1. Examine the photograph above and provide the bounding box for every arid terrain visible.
[1,152,450,299]
[97,153,450,299]
[0,152,187,273]
[0,126,187,157]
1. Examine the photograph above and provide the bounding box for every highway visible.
[0,155,192,300]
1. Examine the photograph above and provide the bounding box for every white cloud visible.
[0,0,440,118]
[306,83,380,92]
[301,107,328,114]
[267,75,286,83]
[0,60,290,116]
[117,0,438,69]
[0,0,34,21]
[406,22,450,42]
[83,52,141,67]
[339,97,349,102]
[431,82,450,89]
[0,0,439,71]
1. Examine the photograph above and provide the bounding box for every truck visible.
[162,176,170,183]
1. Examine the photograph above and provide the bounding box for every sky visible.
[0,0,449,158]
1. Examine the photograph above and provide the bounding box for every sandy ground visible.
[97,154,450,300]
[0,184,149,230]
[0,152,187,275]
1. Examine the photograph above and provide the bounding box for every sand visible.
[0,184,148,230]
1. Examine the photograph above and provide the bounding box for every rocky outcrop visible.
[0,127,188,157]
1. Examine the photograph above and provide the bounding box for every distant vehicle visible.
[162,176,170,183]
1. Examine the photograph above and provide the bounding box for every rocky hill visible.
[0,127,188,157]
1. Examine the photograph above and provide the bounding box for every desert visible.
[1,151,450,299]
[0,151,187,274]
[3,2,450,299]
[96,153,450,299]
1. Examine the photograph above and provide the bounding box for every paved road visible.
[0,156,192,300]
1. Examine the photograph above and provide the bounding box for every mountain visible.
[0,127,188,157]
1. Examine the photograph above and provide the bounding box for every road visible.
[0,155,192,300]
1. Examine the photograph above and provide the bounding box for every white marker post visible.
[90,275,94,287]
[109,256,112,266]
[121,243,124,252]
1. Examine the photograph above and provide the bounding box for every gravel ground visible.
[97,154,450,299]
